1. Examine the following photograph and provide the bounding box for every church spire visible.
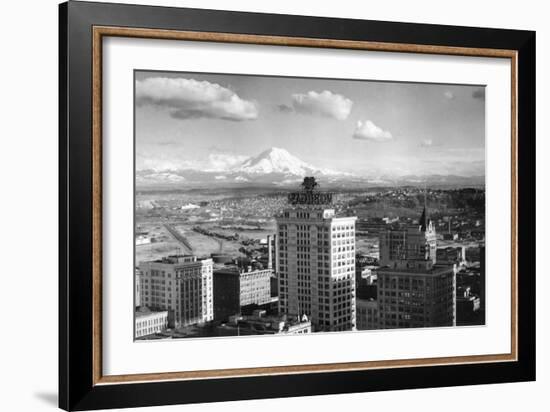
[419,207,427,232]
[420,182,428,231]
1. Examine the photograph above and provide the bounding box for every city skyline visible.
[135,71,485,180]
[134,70,486,340]
[135,177,485,340]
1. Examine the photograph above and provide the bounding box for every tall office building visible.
[379,207,437,267]
[276,177,357,332]
[356,298,379,330]
[376,208,456,329]
[138,255,214,328]
[377,264,455,328]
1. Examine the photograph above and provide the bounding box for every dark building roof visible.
[419,207,427,232]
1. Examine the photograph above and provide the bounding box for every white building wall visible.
[135,311,168,338]
[276,207,357,332]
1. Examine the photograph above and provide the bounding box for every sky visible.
[135,70,485,177]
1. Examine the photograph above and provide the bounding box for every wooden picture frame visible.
[59,1,535,410]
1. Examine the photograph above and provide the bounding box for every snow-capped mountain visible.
[137,147,345,186]
[236,147,336,176]
[135,147,484,188]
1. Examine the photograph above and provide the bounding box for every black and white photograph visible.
[0,0,542,410]
[134,71,486,340]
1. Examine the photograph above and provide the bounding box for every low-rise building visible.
[135,309,168,338]
[456,286,481,324]
[218,311,312,336]
[135,235,151,246]
[213,266,274,321]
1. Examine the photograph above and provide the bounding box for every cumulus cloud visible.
[353,120,393,142]
[136,77,259,121]
[136,153,198,171]
[420,139,433,147]
[472,88,485,100]
[444,91,455,100]
[207,153,248,171]
[288,90,353,120]
[136,151,247,172]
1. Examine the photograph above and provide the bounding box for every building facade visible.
[218,311,312,336]
[275,179,357,332]
[377,264,455,328]
[138,255,214,328]
[436,246,466,267]
[135,267,141,308]
[135,310,168,338]
[456,285,481,325]
[376,208,456,329]
[379,209,437,267]
[213,267,274,321]
[356,298,379,330]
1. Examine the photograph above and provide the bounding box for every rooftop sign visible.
[287,177,333,205]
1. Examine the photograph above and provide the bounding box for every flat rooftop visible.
[135,309,168,318]
[143,255,213,265]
